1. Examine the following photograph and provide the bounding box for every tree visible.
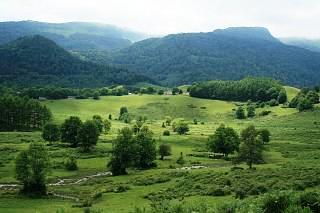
[158,90,164,95]
[176,152,186,165]
[236,107,246,119]
[159,144,172,160]
[93,91,100,100]
[175,121,189,135]
[258,129,271,144]
[237,126,264,169]
[108,114,112,120]
[247,105,256,118]
[60,116,82,147]
[207,124,240,157]
[15,142,50,195]
[64,155,78,171]
[172,88,180,95]
[120,107,128,117]
[297,97,313,112]
[165,116,172,126]
[277,90,288,104]
[42,123,60,144]
[103,119,112,133]
[92,115,104,133]
[108,127,136,176]
[306,91,319,104]
[77,120,100,152]
[135,126,156,169]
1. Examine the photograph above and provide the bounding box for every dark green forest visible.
[0,35,153,88]
[104,27,320,87]
[189,77,285,102]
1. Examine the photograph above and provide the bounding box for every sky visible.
[0,0,319,38]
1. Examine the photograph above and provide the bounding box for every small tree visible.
[77,120,100,152]
[103,119,112,133]
[163,130,170,136]
[258,129,271,144]
[92,115,104,133]
[159,144,171,160]
[60,116,82,147]
[15,142,50,195]
[120,107,128,117]
[93,91,100,100]
[65,155,78,171]
[162,122,166,128]
[135,126,156,169]
[207,124,240,157]
[165,116,172,126]
[172,88,180,95]
[237,126,263,169]
[277,90,288,104]
[175,121,189,135]
[247,105,256,118]
[176,152,186,165]
[42,123,60,144]
[297,98,313,112]
[108,127,136,176]
[108,114,112,120]
[236,107,246,119]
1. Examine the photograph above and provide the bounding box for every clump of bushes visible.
[163,130,170,136]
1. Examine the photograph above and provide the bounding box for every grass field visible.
[1,88,320,213]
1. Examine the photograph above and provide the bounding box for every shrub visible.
[268,99,279,106]
[163,130,170,136]
[299,192,320,212]
[259,110,271,116]
[64,156,78,171]
[262,192,291,213]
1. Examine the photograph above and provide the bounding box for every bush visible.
[163,130,170,136]
[299,192,320,212]
[268,99,279,106]
[64,156,78,171]
[259,110,271,116]
[262,192,291,213]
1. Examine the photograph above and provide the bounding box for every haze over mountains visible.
[0,21,320,87]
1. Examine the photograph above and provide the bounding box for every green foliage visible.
[15,142,50,195]
[297,98,313,112]
[42,123,60,144]
[174,121,189,135]
[109,127,136,176]
[159,144,172,160]
[163,130,170,136]
[77,120,100,152]
[207,124,240,157]
[268,99,279,106]
[92,115,103,133]
[262,192,291,213]
[103,119,111,133]
[176,152,186,165]
[64,155,78,171]
[237,126,264,169]
[0,95,52,131]
[236,107,246,119]
[60,116,83,147]
[135,126,156,169]
[247,105,256,118]
[190,77,284,102]
[258,129,271,143]
[278,89,288,104]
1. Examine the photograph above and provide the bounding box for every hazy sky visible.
[0,0,319,38]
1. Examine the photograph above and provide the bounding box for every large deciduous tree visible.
[60,116,82,147]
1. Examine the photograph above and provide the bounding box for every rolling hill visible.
[0,35,153,87]
[105,27,320,87]
[0,21,149,51]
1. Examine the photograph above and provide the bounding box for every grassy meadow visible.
[2,87,320,212]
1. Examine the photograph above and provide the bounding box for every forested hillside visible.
[105,27,320,87]
[0,35,153,87]
[281,38,320,53]
[0,21,148,51]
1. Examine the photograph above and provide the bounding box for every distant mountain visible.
[104,27,320,87]
[0,21,149,51]
[280,38,320,53]
[0,35,153,87]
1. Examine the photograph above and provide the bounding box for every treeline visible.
[0,95,52,131]
[189,77,286,102]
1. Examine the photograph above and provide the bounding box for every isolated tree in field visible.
[64,155,78,171]
[119,107,128,117]
[108,127,136,176]
[77,120,100,152]
[176,152,186,165]
[247,105,256,118]
[92,115,104,133]
[42,123,60,144]
[207,124,240,157]
[135,126,156,169]
[236,107,246,119]
[60,116,82,147]
[175,121,190,135]
[258,129,271,144]
[165,116,172,126]
[15,142,50,195]
[103,119,111,133]
[237,125,263,169]
[93,91,100,100]
[159,144,171,160]
[172,87,180,95]
[277,90,288,104]
[108,114,112,120]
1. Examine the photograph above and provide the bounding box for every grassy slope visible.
[1,91,320,213]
